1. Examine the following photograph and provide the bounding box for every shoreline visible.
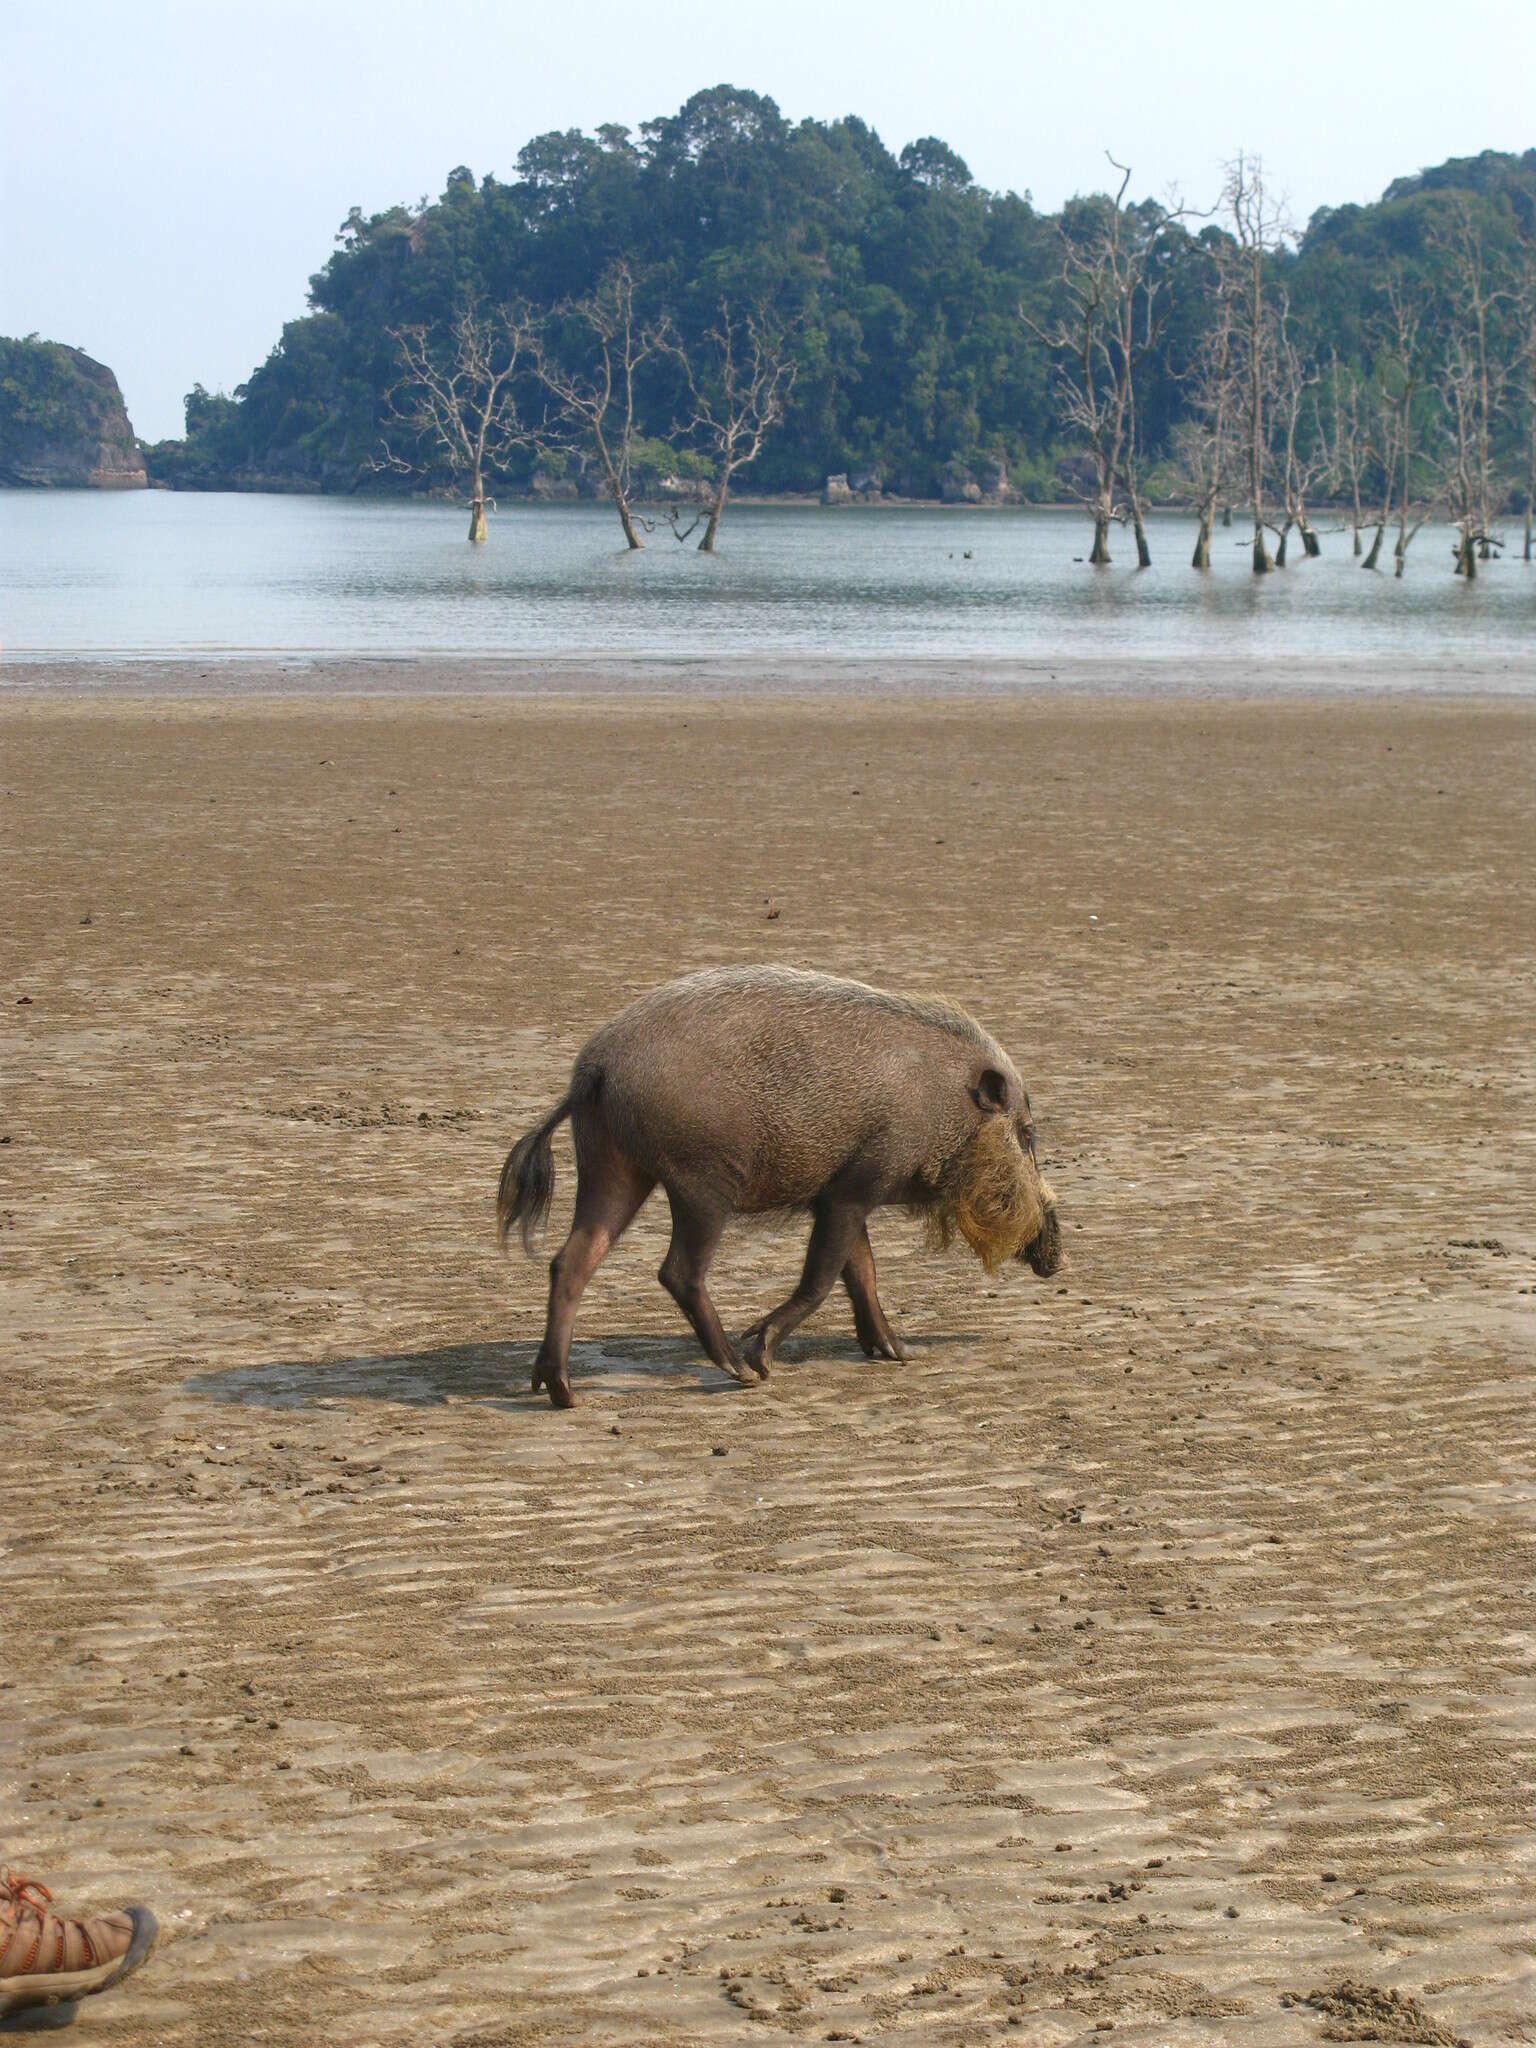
[17,479,1529,520]
[4,651,1535,699]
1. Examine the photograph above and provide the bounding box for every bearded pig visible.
[498,966,1061,1408]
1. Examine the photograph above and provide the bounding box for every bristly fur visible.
[922,1116,1055,1275]
[629,965,992,1056]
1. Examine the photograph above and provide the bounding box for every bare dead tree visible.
[661,302,796,553]
[663,502,706,544]
[1222,154,1288,574]
[1119,261,1167,570]
[377,296,534,543]
[1324,352,1370,555]
[1435,331,1496,579]
[1269,288,1325,566]
[1025,156,1179,567]
[1359,368,1402,572]
[1373,268,1431,576]
[535,264,660,551]
[1173,253,1237,568]
[1025,201,1125,566]
[1435,202,1508,566]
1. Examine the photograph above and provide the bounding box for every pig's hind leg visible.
[659,1191,759,1388]
[842,1224,909,1363]
[532,1136,653,1410]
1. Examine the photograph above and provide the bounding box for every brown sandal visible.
[0,1871,157,2016]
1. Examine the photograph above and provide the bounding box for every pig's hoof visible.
[721,1344,765,1387]
[739,1326,773,1379]
[854,1311,907,1362]
[532,1350,573,1406]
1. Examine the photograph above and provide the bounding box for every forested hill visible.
[1,337,147,488]
[144,89,1536,501]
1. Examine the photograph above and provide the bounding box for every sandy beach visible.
[1,675,1533,2046]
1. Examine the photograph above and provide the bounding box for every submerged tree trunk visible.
[1131,510,1151,568]
[1274,522,1290,568]
[615,492,644,551]
[698,479,727,553]
[1089,508,1112,565]
[1222,503,1232,527]
[1395,421,1413,576]
[1363,524,1386,570]
[1192,510,1213,569]
[1245,291,1267,575]
[1454,528,1477,579]
[1299,513,1321,558]
[468,470,487,545]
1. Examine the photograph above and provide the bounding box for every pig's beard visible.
[922,1116,1055,1275]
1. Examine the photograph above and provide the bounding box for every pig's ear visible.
[975,1067,1010,1113]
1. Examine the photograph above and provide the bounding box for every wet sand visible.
[1,679,1533,2045]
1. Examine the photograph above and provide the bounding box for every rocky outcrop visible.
[941,451,1011,504]
[0,337,147,487]
[971,450,1008,499]
[940,463,983,504]
[822,473,854,505]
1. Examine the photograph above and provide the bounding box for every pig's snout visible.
[1018,1199,1061,1278]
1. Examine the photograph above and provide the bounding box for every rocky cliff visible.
[0,337,147,487]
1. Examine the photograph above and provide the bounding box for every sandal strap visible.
[2,1873,127,1979]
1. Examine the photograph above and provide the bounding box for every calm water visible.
[2,489,1532,678]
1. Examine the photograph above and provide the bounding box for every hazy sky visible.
[3,0,1530,441]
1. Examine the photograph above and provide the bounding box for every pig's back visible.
[575,967,995,1209]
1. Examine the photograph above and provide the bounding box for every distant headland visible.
[0,337,146,488]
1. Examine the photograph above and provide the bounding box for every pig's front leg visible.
[741,1197,869,1376]
[841,1223,909,1362]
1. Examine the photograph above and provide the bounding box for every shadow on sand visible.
[0,2003,80,2034]
[182,1331,938,1414]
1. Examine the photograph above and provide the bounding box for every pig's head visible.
[924,1063,1062,1277]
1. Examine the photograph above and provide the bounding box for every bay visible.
[1,490,1532,680]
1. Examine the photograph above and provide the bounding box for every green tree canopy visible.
[141,102,1536,509]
